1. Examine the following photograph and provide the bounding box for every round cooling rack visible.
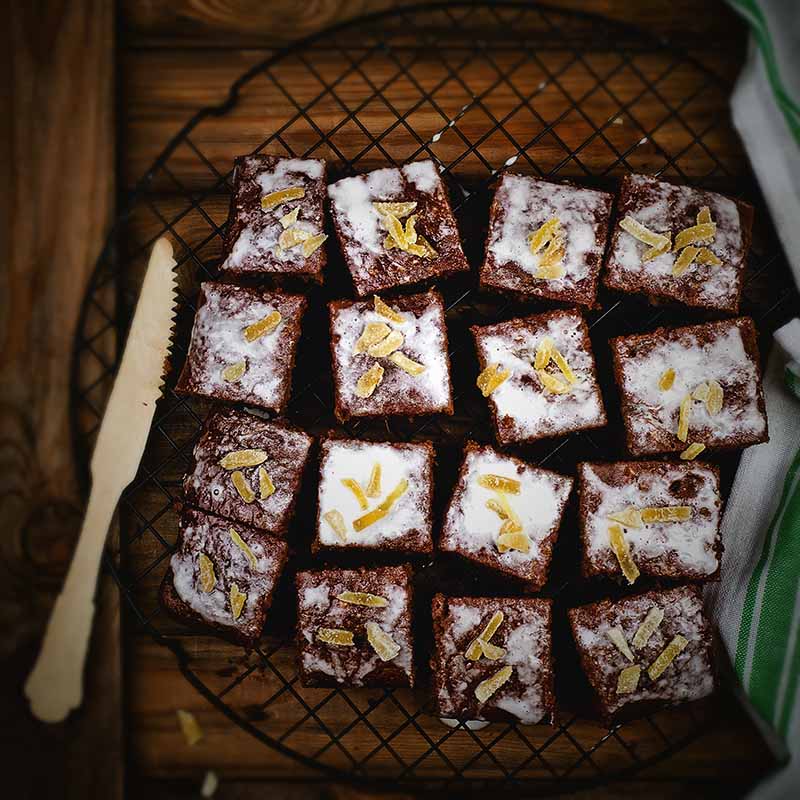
[71,2,796,794]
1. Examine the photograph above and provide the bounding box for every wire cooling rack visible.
[71,2,796,794]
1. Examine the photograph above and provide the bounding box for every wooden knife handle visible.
[24,476,120,723]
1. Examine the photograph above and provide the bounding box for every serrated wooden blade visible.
[90,237,177,482]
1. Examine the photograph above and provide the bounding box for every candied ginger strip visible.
[632,607,664,649]
[352,478,408,531]
[696,247,721,266]
[527,217,561,254]
[693,382,710,402]
[302,233,328,257]
[641,506,692,523]
[229,583,246,620]
[475,666,513,703]
[198,553,216,593]
[389,351,426,376]
[680,442,706,461]
[367,329,404,357]
[477,363,511,396]
[323,509,347,542]
[278,226,311,250]
[337,591,389,607]
[677,394,692,442]
[244,310,282,342]
[608,507,643,529]
[365,463,382,498]
[177,710,203,746]
[537,368,571,394]
[648,634,688,680]
[607,627,635,662]
[261,186,305,211]
[354,321,391,354]
[373,201,417,219]
[317,627,354,646]
[616,664,641,695]
[608,523,640,584]
[355,363,384,399]
[658,369,676,391]
[619,215,670,250]
[222,360,247,382]
[373,295,405,324]
[674,222,716,250]
[219,449,269,470]
[231,471,255,504]
[341,477,369,510]
[366,621,401,661]
[480,641,507,660]
[551,347,577,384]
[279,208,299,228]
[534,337,554,369]
[497,531,531,553]
[478,474,521,494]
[258,467,275,499]
[706,380,724,415]
[697,206,712,225]
[672,245,700,277]
[382,211,409,249]
[230,528,258,569]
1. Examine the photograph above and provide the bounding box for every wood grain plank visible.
[120,47,745,192]
[4,2,120,798]
[121,0,746,48]
[128,635,771,782]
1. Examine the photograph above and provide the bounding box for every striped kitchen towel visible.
[709,3,800,796]
[706,323,800,797]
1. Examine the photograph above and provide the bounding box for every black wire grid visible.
[71,3,796,794]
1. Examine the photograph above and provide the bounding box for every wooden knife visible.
[25,237,177,723]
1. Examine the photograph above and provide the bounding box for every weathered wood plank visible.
[4,2,121,799]
[120,47,745,191]
[121,0,746,48]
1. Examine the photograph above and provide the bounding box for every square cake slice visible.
[329,290,453,420]
[327,160,468,296]
[175,282,307,413]
[480,174,613,306]
[313,437,434,555]
[578,461,722,583]
[160,507,289,648]
[431,595,555,725]
[471,308,607,445]
[296,565,415,688]
[440,442,573,588]
[603,173,753,313]
[183,407,313,535]
[568,585,715,723]
[610,317,768,456]
[220,154,328,281]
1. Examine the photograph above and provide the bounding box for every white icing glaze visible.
[171,513,284,630]
[402,160,440,193]
[224,156,324,271]
[610,174,744,307]
[183,283,303,409]
[572,588,714,715]
[475,311,605,441]
[327,167,404,264]
[616,322,766,450]
[331,294,452,414]
[442,447,572,575]
[488,174,608,287]
[317,440,432,547]
[297,570,413,684]
[581,463,721,576]
[438,599,551,725]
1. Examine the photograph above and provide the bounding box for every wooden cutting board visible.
[5,2,778,798]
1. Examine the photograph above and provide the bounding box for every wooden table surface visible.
[6,1,780,798]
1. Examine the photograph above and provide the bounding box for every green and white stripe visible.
[735,444,800,736]
[729,0,800,144]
